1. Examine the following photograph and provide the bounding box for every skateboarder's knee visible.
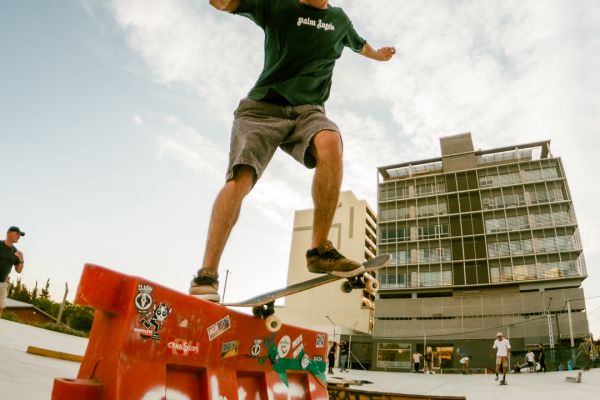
[312,130,342,162]
[228,165,256,193]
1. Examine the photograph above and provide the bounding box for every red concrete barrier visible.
[52,264,329,400]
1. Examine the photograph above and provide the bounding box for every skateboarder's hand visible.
[360,43,396,62]
[15,251,24,262]
[376,47,396,61]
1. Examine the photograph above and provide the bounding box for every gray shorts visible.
[0,282,8,308]
[226,98,341,181]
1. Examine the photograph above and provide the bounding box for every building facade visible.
[373,133,590,372]
[277,191,378,335]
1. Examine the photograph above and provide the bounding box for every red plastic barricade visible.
[52,264,329,400]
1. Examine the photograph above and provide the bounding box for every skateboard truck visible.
[251,301,281,332]
[340,272,379,294]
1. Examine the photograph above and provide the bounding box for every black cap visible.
[7,226,25,237]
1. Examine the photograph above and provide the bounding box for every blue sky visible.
[1,0,600,337]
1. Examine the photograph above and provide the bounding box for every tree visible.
[66,305,94,332]
[9,278,32,303]
[40,279,51,300]
[31,280,39,301]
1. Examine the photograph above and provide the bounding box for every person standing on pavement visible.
[493,332,511,384]
[537,344,547,372]
[339,341,349,372]
[0,226,25,318]
[328,342,337,374]
[577,336,592,371]
[412,351,422,373]
[525,349,535,372]
[424,351,432,373]
[459,355,471,374]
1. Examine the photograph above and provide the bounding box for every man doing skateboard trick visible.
[190,0,395,302]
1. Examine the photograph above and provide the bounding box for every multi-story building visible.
[373,133,590,372]
[277,191,378,335]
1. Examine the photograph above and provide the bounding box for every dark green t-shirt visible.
[0,241,19,282]
[233,0,366,106]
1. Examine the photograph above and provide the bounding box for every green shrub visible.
[38,322,88,338]
[1,310,19,322]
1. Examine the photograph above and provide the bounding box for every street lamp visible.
[347,320,359,371]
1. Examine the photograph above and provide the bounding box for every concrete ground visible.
[1,318,598,399]
[328,367,600,399]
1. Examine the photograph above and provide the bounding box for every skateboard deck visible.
[223,254,392,307]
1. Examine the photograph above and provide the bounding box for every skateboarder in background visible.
[0,226,25,318]
[190,0,396,301]
[493,332,511,384]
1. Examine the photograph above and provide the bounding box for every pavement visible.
[1,318,599,400]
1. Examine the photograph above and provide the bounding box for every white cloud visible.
[110,0,264,123]
[132,113,143,125]
[156,114,227,179]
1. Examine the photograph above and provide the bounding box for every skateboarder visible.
[0,226,25,318]
[493,332,511,384]
[190,0,396,301]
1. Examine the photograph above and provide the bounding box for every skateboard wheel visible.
[265,314,282,332]
[363,273,379,294]
[365,278,379,293]
[340,281,353,293]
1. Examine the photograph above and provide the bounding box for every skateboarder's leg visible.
[305,130,362,277]
[502,357,508,381]
[190,165,255,300]
[203,165,255,269]
[311,130,343,249]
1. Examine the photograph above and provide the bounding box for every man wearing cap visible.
[493,332,511,384]
[0,226,25,317]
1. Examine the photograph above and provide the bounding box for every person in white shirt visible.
[493,332,511,384]
[412,351,422,373]
[459,355,471,374]
[525,349,535,372]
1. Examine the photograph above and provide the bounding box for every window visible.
[542,167,559,179]
[513,263,537,281]
[479,175,497,188]
[506,215,528,231]
[417,183,435,196]
[485,217,507,233]
[418,224,449,239]
[553,211,571,226]
[377,343,411,369]
[393,250,410,265]
[499,172,520,185]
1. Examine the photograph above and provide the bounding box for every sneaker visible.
[494,376,499,381]
[189,269,220,302]
[306,240,363,277]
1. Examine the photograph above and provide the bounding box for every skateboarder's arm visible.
[209,0,240,12]
[359,42,396,61]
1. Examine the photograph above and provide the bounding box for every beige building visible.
[277,191,378,335]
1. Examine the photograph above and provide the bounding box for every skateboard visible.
[223,254,391,332]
